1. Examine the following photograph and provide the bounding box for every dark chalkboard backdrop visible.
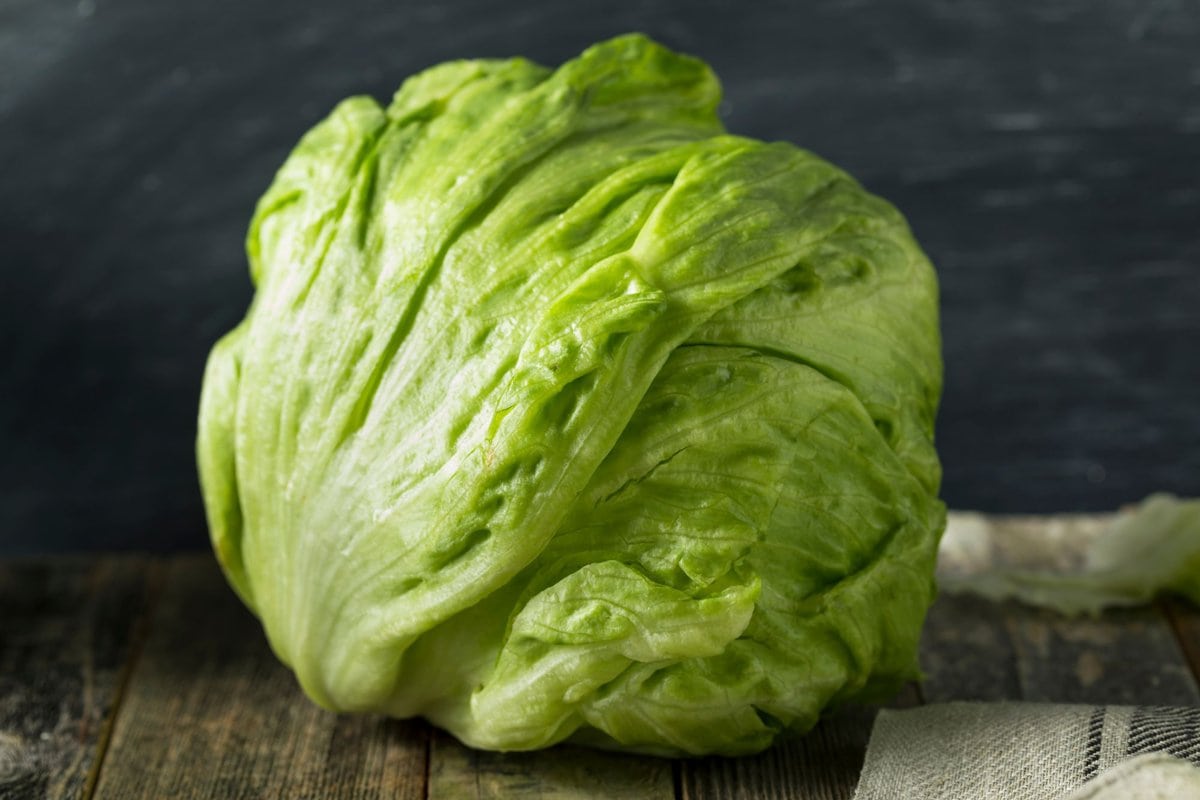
[2,0,1197,553]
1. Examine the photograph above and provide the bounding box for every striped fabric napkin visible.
[853,702,1200,800]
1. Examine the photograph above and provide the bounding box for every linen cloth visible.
[853,702,1200,800]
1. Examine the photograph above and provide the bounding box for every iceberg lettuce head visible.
[197,34,945,756]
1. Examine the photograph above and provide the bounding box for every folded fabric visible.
[853,702,1200,800]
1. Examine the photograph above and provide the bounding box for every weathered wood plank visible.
[681,716,868,800]
[1005,605,1200,705]
[920,593,1022,703]
[921,513,1063,702]
[994,513,1200,706]
[92,555,427,800]
[428,730,673,800]
[0,557,155,800]
[1162,598,1200,687]
[925,513,1200,705]
[925,599,1199,705]
[680,684,921,800]
[6,511,1189,799]
[680,710,871,800]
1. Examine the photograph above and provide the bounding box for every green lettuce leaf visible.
[197,34,944,755]
[940,494,1200,615]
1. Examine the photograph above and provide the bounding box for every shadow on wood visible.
[429,731,673,799]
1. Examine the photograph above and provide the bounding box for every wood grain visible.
[1005,605,1200,705]
[928,512,1200,705]
[428,731,673,800]
[91,555,427,800]
[1162,598,1200,688]
[680,710,871,800]
[7,510,1200,799]
[0,557,155,800]
[920,593,1023,703]
[923,595,1199,705]
[680,684,921,800]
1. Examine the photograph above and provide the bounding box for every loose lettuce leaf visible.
[940,494,1200,615]
[197,34,944,755]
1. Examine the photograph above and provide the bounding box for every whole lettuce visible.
[197,34,944,756]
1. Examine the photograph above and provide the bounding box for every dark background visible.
[2,0,1197,554]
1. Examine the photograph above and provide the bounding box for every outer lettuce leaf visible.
[197,34,944,755]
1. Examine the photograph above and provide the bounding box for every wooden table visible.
[3,513,1198,800]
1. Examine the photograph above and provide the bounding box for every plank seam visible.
[1161,599,1200,692]
[82,557,167,800]
[422,724,433,800]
